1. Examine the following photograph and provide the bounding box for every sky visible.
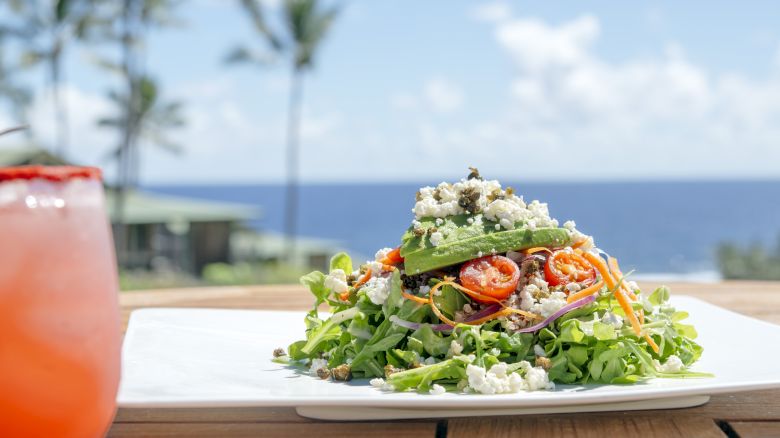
[3,0,780,184]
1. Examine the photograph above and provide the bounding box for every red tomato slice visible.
[459,256,520,303]
[544,250,596,287]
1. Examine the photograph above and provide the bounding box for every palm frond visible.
[238,0,283,51]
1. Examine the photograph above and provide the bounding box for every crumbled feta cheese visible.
[466,363,525,394]
[565,282,581,293]
[499,218,513,230]
[462,303,473,313]
[364,276,391,305]
[519,285,538,311]
[521,362,554,390]
[448,340,464,357]
[495,223,501,230]
[419,285,431,295]
[601,312,624,329]
[324,269,348,294]
[467,217,474,224]
[536,292,568,318]
[366,261,385,277]
[374,247,393,262]
[655,355,684,373]
[370,378,385,388]
[429,384,446,395]
[435,217,444,226]
[563,220,577,231]
[477,251,483,258]
[466,361,552,394]
[533,344,546,357]
[521,287,567,318]
[429,231,444,247]
[411,178,559,233]
[309,358,328,376]
[530,276,549,290]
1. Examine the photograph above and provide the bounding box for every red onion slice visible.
[463,304,502,322]
[388,294,597,334]
[513,294,598,333]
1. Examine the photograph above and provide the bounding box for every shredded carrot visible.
[615,289,642,337]
[607,257,653,345]
[440,279,542,321]
[607,257,637,300]
[571,239,588,249]
[382,264,397,272]
[523,247,553,255]
[353,268,372,288]
[402,290,429,304]
[428,283,459,327]
[582,252,617,290]
[379,246,404,265]
[645,334,660,354]
[427,280,542,327]
[582,252,642,337]
[566,280,605,303]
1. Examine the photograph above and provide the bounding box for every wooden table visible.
[109,281,780,438]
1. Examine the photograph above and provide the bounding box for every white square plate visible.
[118,296,780,420]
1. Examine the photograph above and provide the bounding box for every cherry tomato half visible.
[459,255,520,303]
[544,250,596,287]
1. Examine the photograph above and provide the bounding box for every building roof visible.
[0,147,260,225]
[0,147,68,166]
[105,190,260,225]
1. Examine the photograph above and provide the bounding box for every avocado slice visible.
[400,214,571,274]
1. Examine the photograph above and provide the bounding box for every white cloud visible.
[392,78,465,114]
[424,79,464,113]
[496,15,599,73]
[471,1,512,23]
[25,86,115,166]
[391,12,780,181]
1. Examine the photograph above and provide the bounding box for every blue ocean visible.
[147,181,780,278]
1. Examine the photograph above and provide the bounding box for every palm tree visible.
[0,12,32,125]
[230,0,339,262]
[94,0,184,264]
[97,74,185,185]
[11,0,100,157]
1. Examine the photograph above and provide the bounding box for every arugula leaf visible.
[329,252,353,275]
[300,271,329,310]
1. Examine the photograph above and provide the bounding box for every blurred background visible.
[1,0,779,290]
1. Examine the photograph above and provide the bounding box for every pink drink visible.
[0,166,120,437]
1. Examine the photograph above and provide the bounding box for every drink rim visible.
[0,165,102,182]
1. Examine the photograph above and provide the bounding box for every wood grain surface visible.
[110,281,780,437]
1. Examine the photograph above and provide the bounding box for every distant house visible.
[105,189,259,273]
[0,147,340,274]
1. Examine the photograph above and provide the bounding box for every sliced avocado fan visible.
[400,214,572,274]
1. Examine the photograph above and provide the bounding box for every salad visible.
[274,169,708,395]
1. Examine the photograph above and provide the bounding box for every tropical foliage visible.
[230,0,339,261]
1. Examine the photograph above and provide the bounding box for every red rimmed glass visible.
[0,166,120,437]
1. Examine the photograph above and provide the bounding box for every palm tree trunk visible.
[51,37,68,157]
[284,67,304,264]
[113,0,137,268]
